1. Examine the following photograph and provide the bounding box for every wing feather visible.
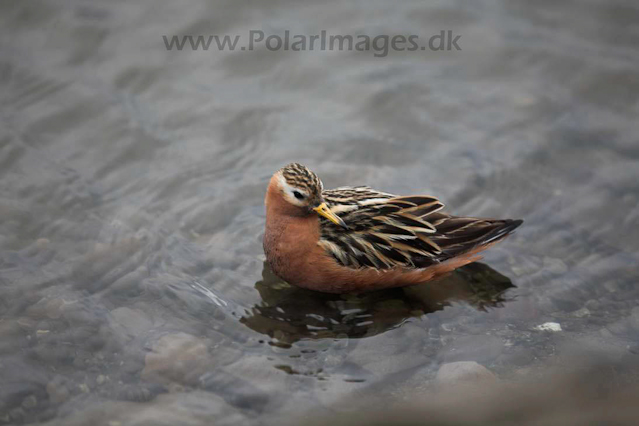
[319,186,521,270]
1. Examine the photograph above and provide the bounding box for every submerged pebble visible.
[142,333,214,385]
[534,322,562,332]
[436,361,498,386]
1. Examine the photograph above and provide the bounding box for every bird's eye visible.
[293,191,304,200]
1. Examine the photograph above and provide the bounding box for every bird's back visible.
[319,186,522,270]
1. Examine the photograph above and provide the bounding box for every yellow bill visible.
[313,202,349,229]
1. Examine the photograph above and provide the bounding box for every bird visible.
[263,163,522,294]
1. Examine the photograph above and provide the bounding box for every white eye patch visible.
[277,174,309,206]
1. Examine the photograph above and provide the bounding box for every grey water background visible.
[1,0,639,424]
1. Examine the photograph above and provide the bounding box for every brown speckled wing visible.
[319,188,522,270]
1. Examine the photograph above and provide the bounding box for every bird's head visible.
[266,163,348,228]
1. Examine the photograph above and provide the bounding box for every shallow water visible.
[1,0,639,424]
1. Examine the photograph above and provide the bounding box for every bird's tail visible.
[431,217,523,260]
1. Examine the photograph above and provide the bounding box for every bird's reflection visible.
[240,261,515,346]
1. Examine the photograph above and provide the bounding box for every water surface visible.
[1,0,639,424]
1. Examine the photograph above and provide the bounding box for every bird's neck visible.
[264,184,321,281]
